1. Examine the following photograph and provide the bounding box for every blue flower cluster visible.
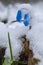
[16,10,30,26]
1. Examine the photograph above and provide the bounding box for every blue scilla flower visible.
[16,10,22,22]
[16,10,30,26]
[24,14,29,26]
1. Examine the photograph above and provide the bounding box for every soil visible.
[0,48,6,65]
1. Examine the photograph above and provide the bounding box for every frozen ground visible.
[0,2,43,65]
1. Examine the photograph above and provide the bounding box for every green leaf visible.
[18,61,27,64]
[3,59,11,65]
[33,58,40,64]
[14,61,27,64]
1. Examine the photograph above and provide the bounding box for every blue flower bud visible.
[16,10,22,22]
[24,14,29,26]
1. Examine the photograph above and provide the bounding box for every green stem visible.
[14,61,27,64]
[8,32,13,61]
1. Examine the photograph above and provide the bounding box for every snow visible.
[0,22,8,48]
[0,1,43,64]
[7,4,18,24]
[27,23,43,58]
[0,22,29,60]
[26,2,43,64]
[30,2,43,26]
[0,2,8,21]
